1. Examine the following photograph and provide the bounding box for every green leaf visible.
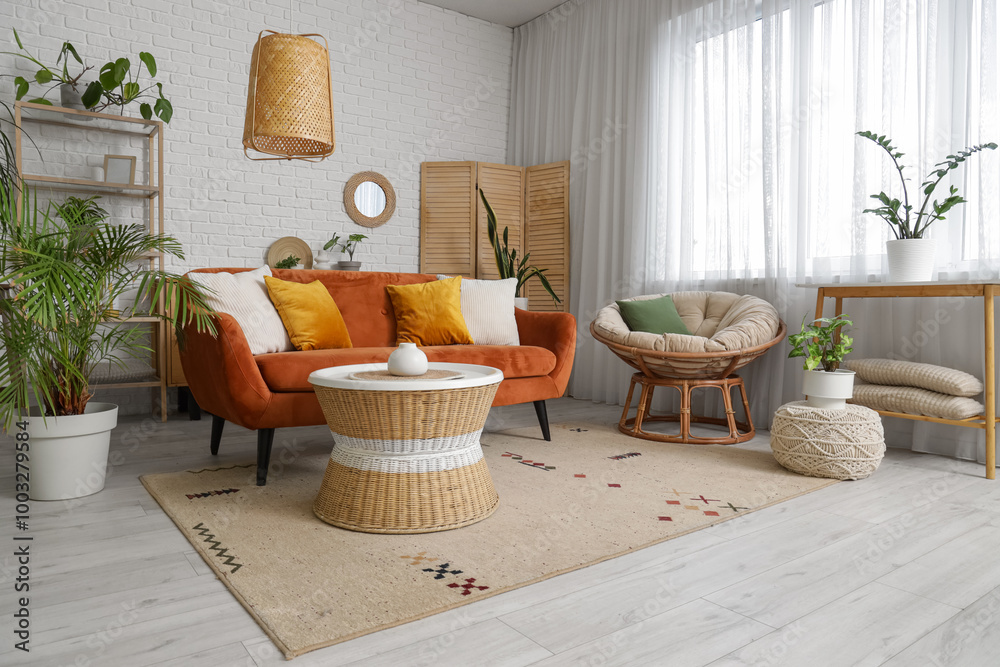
[139,103,152,120]
[14,76,28,100]
[122,81,140,102]
[154,97,172,123]
[35,68,53,84]
[13,27,23,50]
[27,98,52,105]
[81,80,103,108]
[63,42,83,65]
[139,52,157,77]
[99,62,120,90]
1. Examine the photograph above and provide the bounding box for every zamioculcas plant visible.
[857,131,997,239]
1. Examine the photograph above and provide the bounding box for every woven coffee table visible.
[308,363,503,533]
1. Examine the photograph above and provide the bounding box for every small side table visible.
[770,401,886,480]
[308,363,503,534]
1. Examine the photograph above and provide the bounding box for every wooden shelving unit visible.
[14,101,168,421]
[807,281,999,480]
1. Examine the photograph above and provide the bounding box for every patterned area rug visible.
[140,420,837,659]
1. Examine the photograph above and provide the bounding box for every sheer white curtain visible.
[509,0,1000,462]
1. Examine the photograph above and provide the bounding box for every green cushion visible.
[616,296,691,335]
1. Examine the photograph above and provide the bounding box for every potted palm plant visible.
[856,131,996,282]
[480,190,560,309]
[0,187,215,500]
[787,314,855,409]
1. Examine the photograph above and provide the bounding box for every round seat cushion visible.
[592,291,781,354]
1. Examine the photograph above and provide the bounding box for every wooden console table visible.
[804,281,999,480]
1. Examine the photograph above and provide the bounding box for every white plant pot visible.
[887,238,935,282]
[25,402,118,501]
[514,297,529,311]
[338,260,362,271]
[388,342,428,376]
[802,369,856,410]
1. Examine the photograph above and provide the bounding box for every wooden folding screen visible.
[420,160,570,312]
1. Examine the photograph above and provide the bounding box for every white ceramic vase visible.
[514,297,529,310]
[802,369,856,410]
[388,342,428,376]
[25,402,118,501]
[887,238,935,282]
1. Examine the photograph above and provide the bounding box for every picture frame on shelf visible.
[103,154,136,185]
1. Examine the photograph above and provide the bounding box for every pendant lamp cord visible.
[289,0,293,33]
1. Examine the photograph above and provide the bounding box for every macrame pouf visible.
[770,401,886,480]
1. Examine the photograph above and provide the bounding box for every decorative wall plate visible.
[267,237,313,269]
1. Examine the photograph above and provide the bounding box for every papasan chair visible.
[590,292,786,445]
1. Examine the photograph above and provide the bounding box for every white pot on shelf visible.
[514,297,529,311]
[802,369,856,410]
[887,238,935,282]
[388,343,428,376]
[25,402,118,501]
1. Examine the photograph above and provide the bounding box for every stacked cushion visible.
[844,359,985,420]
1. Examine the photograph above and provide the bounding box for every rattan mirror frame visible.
[344,171,396,228]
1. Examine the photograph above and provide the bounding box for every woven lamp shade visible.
[243,31,335,161]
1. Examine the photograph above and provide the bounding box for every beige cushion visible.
[437,275,519,346]
[592,291,780,354]
[189,266,292,355]
[852,382,985,420]
[842,358,983,397]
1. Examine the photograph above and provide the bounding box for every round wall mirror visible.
[344,171,396,228]
[354,181,387,217]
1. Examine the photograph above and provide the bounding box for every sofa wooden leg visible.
[257,428,275,486]
[534,400,551,441]
[210,415,225,455]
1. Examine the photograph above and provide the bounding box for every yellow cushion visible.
[263,277,352,351]
[385,277,474,346]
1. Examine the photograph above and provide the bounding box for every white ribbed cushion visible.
[843,358,983,397]
[852,383,985,420]
[437,276,519,346]
[189,266,292,355]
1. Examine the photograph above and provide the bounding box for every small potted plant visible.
[5,28,173,122]
[856,131,996,282]
[787,314,855,410]
[481,190,560,310]
[337,233,367,271]
[275,254,301,270]
[0,186,215,500]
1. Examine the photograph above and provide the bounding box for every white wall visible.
[1,0,513,414]
[2,0,513,273]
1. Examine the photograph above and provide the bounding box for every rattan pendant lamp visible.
[242,29,335,161]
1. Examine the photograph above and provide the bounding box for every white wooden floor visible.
[2,397,999,666]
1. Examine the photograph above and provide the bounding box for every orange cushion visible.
[263,276,352,351]
[255,345,557,392]
[385,277,473,345]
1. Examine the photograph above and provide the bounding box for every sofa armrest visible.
[178,313,273,430]
[514,309,577,395]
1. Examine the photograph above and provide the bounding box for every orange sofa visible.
[179,268,577,485]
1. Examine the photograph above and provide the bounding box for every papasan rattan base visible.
[619,372,754,444]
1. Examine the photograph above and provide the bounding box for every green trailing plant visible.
[275,254,300,269]
[857,131,997,239]
[0,185,216,426]
[481,189,560,304]
[787,314,853,372]
[5,28,173,122]
[339,233,367,261]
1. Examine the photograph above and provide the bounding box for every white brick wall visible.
[2,0,513,414]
